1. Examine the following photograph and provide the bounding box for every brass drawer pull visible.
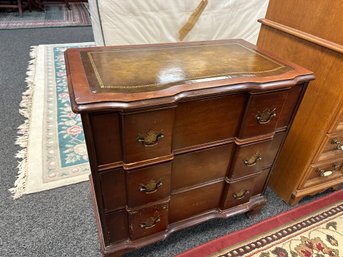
[244,153,262,167]
[139,180,163,194]
[317,163,341,177]
[256,108,277,125]
[137,130,164,147]
[233,189,250,200]
[331,138,343,150]
[140,215,161,229]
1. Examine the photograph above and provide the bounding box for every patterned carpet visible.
[11,42,94,198]
[0,2,91,29]
[176,189,343,257]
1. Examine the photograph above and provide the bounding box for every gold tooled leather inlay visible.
[81,42,292,93]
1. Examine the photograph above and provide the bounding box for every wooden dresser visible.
[257,0,343,205]
[65,40,313,256]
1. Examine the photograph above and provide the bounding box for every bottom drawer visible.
[104,210,129,245]
[128,203,168,240]
[222,169,269,209]
[302,160,343,188]
[169,181,224,223]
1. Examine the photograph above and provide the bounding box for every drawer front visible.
[90,113,122,166]
[100,170,126,212]
[173,94,246,149]
[169,181,224,223]
[104,210,129,245]
[329,107,343,133]
[222,170,269,209]
[239,91,288,138]
[317,133,343,162]
[302,161,343,188]
[128,203,168,240]
[228,133,284,179]
[172,144,233,190]
[126,162,171,207]
[222,178,253,209]
[123,108,175,163]
[276,85,302,128]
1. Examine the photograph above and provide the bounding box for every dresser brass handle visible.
[317,163,341,177]
[244,153,262,167]
[331,139,343,150]
[256,108,277,125]
[139,180,163,194]
[137,130,164,147]
[233,189,250,200]
[140,215,161,229]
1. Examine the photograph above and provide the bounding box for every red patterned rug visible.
[176,189,343,257]
[0,2,90,29]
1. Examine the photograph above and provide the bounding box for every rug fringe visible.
[9,46,38,199]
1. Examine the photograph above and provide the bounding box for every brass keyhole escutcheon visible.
[256,108,277,125]
[137,130,164,147]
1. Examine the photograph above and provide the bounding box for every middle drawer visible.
[100,162,171,211]
[228,133,284,180]
[126,162,171,208]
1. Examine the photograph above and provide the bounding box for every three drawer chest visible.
[65,39,314,257]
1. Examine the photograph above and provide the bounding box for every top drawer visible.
[123,108,175,163]
[239,90,288,138]
[329,106,343,133]
[317,132,343,162]
[173,94,246,149]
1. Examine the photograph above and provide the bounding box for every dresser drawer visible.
[169,181,224,223]
[123,108,175,163]
[126,162,171,208]
[329,106,343,133]
[90,113,122,166]
[302,160,343,188]
[100,169,127,212]
[239,91,288,138]
[228,133,284,179]
[128,203,168,240]
[173,94,246,149]
[104,210,129,244]
[222,170,269,209]
[276,85,302,128]
[172,144,233,190]
[317,132,343,162]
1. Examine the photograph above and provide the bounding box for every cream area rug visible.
[11,42,95,199]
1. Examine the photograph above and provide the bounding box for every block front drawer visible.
[123,108,175,163]
[222,169,269,209]
[228,133,284,180]
[239,91,288,138]
[173,94,246,150]
[104,210,129,244]
[169,181,224,223]
[126,162,171,208]
[100,169,126,212]
[128,202,169,240]
[90,113,122,166]
[172,143,233,190]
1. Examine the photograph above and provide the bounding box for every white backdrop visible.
[89,0,269,46]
